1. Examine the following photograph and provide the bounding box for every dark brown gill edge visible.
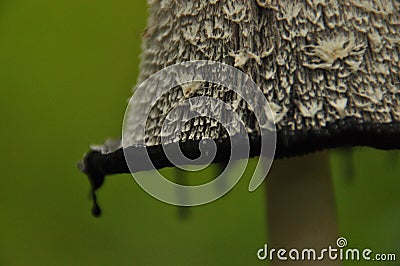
[78,119,400,217]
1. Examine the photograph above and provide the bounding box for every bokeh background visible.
[1,1,399,265]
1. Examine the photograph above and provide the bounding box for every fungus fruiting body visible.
[79,1,399,260]
[81,0,399,194]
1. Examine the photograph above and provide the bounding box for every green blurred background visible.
[0,1,399,265]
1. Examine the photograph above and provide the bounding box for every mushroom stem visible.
[266,151,341,265]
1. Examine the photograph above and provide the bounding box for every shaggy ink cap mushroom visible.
[79,0,400,217]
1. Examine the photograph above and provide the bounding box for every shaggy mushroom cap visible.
[79,0,400,216]
[127,0,400,155]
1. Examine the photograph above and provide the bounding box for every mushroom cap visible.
[122,0,400,157]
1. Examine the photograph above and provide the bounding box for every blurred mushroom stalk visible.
[267,151,339,265]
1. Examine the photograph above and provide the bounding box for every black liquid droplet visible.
[91,190,101,218]
[92,202,102,217]
[178,206,190,220]
[78,153,105,218]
